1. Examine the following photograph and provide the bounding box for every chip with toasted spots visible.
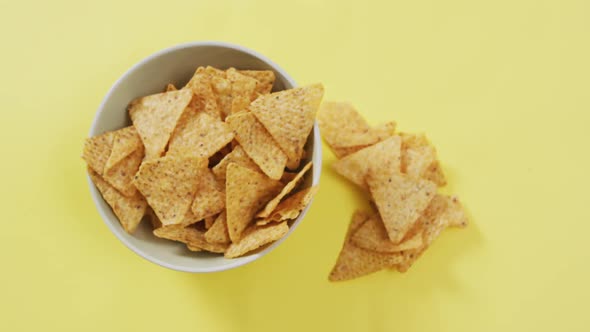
[239,70,275,95]
[154,224,228,253]
[257,161,312,218]
[103,147,144,197]
[257,186,318,225]
[400,133,446,186]
[212,145,260,180]
[83,131,114,175]
[205,211,231,244]
[191,168,225,220]
[184,67,222,119]
[318,102,377,148]
[350,214,423,253]
[225,222,289,258]
[226,68,258,115]
[165,83,177,92]
[104,126,142,173]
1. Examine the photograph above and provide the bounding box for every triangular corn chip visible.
[128,89,193,160]
[367,170,436,243]
[226,112,287,180]
[250,84,324,169]
[332,136,402,190]
[211,145,260,180]
[167,104,234,159]
[103,148,144,197]
[225,163,283,242]
[191,168,225,220]
[83,131,114,175]
[205,211,230,244]
[225,222,289,258]
[329,210,403,282]
[184,67,221,119]
[226,68,257,115]
[239,69,275,95]
[440,195,468,228]
[257,161,312,218]
[318,102,376,148]
[134,156,207,226]
[104,126,142,173]
[165,83,177,92]
[88,168,146,233]
[400,133,446,186]
[328,121,396,159]
[350,214,423,253]
[145,206,162,229]
[154,224,228,253]
[257,186,318,225]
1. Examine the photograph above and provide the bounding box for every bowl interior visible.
[89,43,321,272]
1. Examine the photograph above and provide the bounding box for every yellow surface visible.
[1,0,589,331]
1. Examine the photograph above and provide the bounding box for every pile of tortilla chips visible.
[319,102,468,281]
[83,66,322,258]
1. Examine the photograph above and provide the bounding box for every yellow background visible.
[1,0,589,331]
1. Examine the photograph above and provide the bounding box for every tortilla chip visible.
[104,126,142,173]
[165,83,177,92]
[332,136,402,190]
[226,112,287,180]
[331,145,368,159]
[423,161,447,187]
[205,211,230,244]
[328,210,403,282]
[191,168,225,220]
[224,222,289,258]
[239,70,275,95]
[154,224,228,253]
[145,206,162,229]
[367,170,436,243]
[88,168,146,233]
[350,214,423,253]
[250,84,324,170]
[103,148,144,196]
[204,215,216,229]
[128,89,193,160]
[280,171,298,184]
[134,156,207,226]
[83,131,114,175]
[225,163,283,242]
[226,68,258,115]
[440,195,468,228]
[400,133,446,186]
[199,67,232,119]
[257,186,318,225]
[167,105,234,159]
[184,67,221,119]
[211,145,260,180]
[318,102,378,148]
[257,162,312,218]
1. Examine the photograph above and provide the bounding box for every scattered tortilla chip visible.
[350,214,423,253]
[331,145,368,159]
[165,83,177,92]
[83,131,114,175]
[205,211,230,244]
[226,68,258,115]
[400,133,446,186]
[367,170,436,243]
[240,70,275,95]
[226,112,287,180]
[318,102,379,148]
[257,162,312,218]
[184,67,221,119]
[167,105,234,159]
[211,145,260,180]
[225,163,283,242]
[128,89,193,160]
[154,224,228,253]
[191,168,225,220]
[104,126,142,173]
[88,168,146,233]
[332,136,402,190]
[250,84,324,169]
[440,195,468,228]
[103,148,144,196]
[423,161,446,187]
[257,186,318,225]
[134,156,207,226]
[329,210,403,282]
[225,222,289,258]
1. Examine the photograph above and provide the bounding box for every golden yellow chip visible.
[204,215,216,229]
[225,163,283,242]
[332,136,402,190]
[225,222,289,258]
[184,67,221,119]
[211,145,260,180]
[191,168,225,220]
[103,148,143,197]
[204,211,231,244]
[226,112,287,180]
[423,161,447,187]
[400,133,446,186]
[318,102,377,148]
[239,69,275,95]
[154,224,228,253]
[329,210,403,282]
[257,186,318,225]
[250,84,324,170]
[128,89,193,160]
[167,105,234,159]
[331,145,368,159]
[134,156,206,226]
[83,131,114,175]
[165,83,177,92]
[367,170,436,243]
[104,126,142,173]
[280,171,298,184]
[88,168,147,234]
[145,206,162,229]
[439,195,468,228]
[226,68,257,115]
[257,161,312,218]
[350,214,423,253]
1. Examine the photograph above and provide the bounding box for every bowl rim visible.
[88,41,322,273]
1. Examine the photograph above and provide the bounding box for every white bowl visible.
[88,41,321,273]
